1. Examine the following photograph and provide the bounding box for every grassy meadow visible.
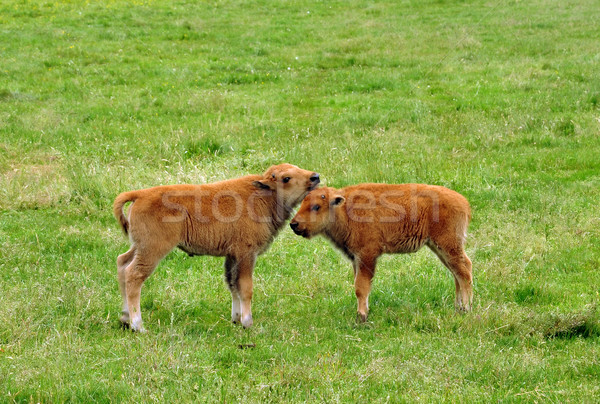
[1,0,600,401]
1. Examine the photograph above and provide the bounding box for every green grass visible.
[1,0,600,401]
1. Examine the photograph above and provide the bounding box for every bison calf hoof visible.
[357,312,368,323]
[232,313,242,324]
[241,316,253,329]
[129,319,147,333]
[120,313,131,329]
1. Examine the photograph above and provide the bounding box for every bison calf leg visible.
[237,255,256,329]
[354,256,376,322]
[117,247,136,325]
[225,256,242,324]
[226,254,256,328]
[125,251,164,332]
[440,250,472,312]
[449,252,473,311]
[428,241,473,312]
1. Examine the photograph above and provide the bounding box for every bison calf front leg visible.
[227,254,256,328]
[238,255,256,328]
[225,256,242,324]
[354,256,376,323]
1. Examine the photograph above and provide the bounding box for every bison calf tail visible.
[460,204,472,243]
[113,191,138,235]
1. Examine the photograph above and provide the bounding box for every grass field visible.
[1,0,600,401]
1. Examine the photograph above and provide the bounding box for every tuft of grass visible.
[181,138,232,160]
[540,307,600,340]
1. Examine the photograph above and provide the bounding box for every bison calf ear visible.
[252,180,273,190]
[331,196,345,207]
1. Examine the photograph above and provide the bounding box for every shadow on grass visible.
[540,308,600,339]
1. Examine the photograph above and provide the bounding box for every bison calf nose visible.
[290,221,299,231]
[310,173,320,183]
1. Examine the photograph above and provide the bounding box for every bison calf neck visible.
[114,164,319,332]
[290,184,472,322]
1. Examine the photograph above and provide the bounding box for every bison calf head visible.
[252,164,320,209]
[290,187,345,238]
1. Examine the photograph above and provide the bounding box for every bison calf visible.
[113,164,320,332]
[290,184,472,322]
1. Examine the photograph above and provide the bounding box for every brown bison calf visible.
[113,164,320,332]
[290,184,472,322]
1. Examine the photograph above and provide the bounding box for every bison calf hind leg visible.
[427,241,473,312]
[451,253,473,311]
[124,246,169,332]
[117,247,136,326]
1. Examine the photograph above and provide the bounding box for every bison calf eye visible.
[283,177,291,183]
[311,205,320,212]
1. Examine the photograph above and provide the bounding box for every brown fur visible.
[290,183,472,322]
[114,164,319,332]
